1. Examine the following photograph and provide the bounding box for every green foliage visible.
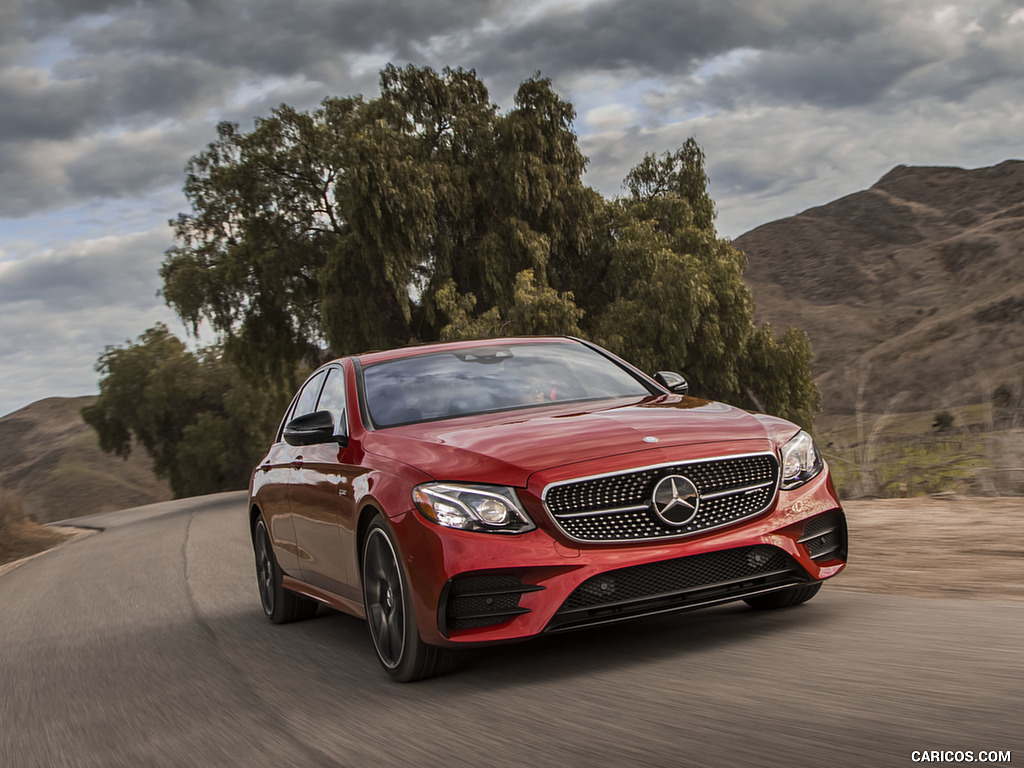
[437,269,584,340]
[163,65,594,370]
[825,428,987,498]
[737,325,821,430]
[81,324,286,498]
[590,141,818,425]
[993,384,1014,409]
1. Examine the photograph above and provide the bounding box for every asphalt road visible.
[1,493,1019,768]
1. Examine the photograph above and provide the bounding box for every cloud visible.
[0,226,184,416]
[452,0,891,83]
[0,227,169,309]
[0,124,205,217]
[580,82,1024,237]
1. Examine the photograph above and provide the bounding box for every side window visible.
[316,368,348,437]
[292,370,327,420]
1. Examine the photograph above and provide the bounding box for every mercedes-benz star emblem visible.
[650,475,700,526]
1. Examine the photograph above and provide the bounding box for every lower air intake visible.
[547,545,807,632]
[442,573,544,634]
[799,511,848,563]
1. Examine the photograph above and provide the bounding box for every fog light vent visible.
[442,573,544,634]
[799,511,848,563]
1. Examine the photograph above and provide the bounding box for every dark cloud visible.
[462,0,890,80]
[0,228,168,309]
[709,39,941,109]
[0,125,203,217]
[0,68,105,142]
[56,0,508,76]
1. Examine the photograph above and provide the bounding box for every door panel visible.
[289,364,363,601]
[290,442,363,600]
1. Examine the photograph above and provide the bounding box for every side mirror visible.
[284,410,346,446]
[653,371,689,396]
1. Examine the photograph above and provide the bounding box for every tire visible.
[253,518,319,624]
[744,581,822,610]
[362,516,456,682]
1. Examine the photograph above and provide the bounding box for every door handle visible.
[290,458,304,469]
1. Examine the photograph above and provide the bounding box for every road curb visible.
[0,525,101,578]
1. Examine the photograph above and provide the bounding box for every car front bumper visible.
[389,467,846,648]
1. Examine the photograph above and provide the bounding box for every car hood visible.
[361,395,785,488]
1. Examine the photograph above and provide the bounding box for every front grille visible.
[548,545,807,632]
[543,453,779,542]
[799,511,848,563]
[441,574,544,634]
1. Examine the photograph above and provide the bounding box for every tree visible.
[162,65,594,378]
[81,325,286,497]
[933,410,955,432]
[588,142,819,427]
[157,64,820,439]
[436,269,584,340]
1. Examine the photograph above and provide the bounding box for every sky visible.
[2,0,1023,418]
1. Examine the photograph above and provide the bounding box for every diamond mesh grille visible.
[544,453,779,542]
[547,545,806,631]
[560,545,796,612]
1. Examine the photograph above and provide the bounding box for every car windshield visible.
[361,342,655,427]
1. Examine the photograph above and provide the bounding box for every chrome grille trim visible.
[558,504,649,519]
[542,451,780,543]
[701,479,775,501]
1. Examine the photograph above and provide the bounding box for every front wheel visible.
[362,516,455,682]
[744,581,822,610]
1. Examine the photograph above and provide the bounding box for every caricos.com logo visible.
[911,751,1012,764]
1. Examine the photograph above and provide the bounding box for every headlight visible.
[780,430,823,490]
[412,483,536,534]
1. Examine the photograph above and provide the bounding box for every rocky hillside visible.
[735,160,1024,414]
[0,397,171,523]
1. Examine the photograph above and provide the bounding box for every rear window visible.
[361,342,653,427]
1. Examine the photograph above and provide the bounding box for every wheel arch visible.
[355,500,387,571]
[249,503,263,542]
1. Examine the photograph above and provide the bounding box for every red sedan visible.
[249,337,846,681]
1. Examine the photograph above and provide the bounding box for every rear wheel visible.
[362,516,455,682]
[253,518,318,624]
[744,581,822,610]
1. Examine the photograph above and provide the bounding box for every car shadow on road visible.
[264,592,842,689]
[453,598,840,685]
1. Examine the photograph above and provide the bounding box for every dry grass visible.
[0,396,172,525]
[0,491,70,566]
[818,404,1024,499]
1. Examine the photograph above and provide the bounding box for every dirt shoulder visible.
[0,525,98,577]
[831,496,1024,601]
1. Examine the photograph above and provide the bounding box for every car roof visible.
[352,336,581,366]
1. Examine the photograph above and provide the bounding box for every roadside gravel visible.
[833,496,1024,601]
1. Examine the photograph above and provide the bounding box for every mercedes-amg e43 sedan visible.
[249,337,847,681]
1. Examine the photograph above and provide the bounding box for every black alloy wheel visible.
[253,517,318,624]
[363,526,407,670]
[361,516,456,682]
[255,520,277,616]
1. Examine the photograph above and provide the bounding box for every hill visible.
[0,397,172,523]
[735,160,1024,414]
